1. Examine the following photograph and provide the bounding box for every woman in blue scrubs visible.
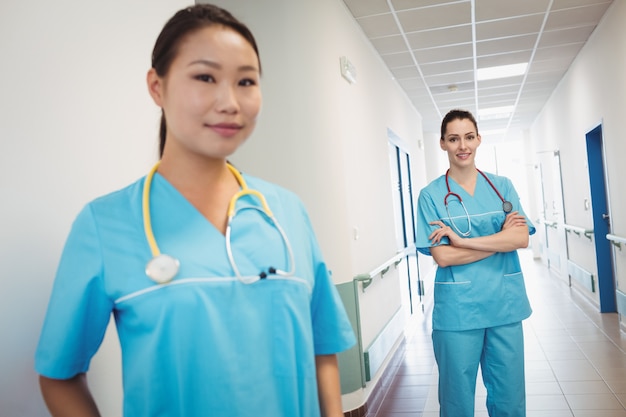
[35,4,355,416]
[416,109,534,417]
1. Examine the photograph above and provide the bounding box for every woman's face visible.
[148,25,262,161]
[440,118,481,169]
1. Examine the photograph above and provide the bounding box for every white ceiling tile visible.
[475,0,550,22]
[420,58,474,76]
[381,52,415,68]
[342,0,390,18]
[391,0,466,12]
[357,13,400,38]
[533,43,583,61]
[476,34,537,57]
[545,3,611,31]
[476,14,544,41]
[413,43,474,64]
[426,70,475,87]
[371,35,408,55]
[397,2,471,32]
[390,66,421,79]
[538,25,596,48]
[552,0,612,12]
[405,25,472,50]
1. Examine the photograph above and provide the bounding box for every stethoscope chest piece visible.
[503,200,513,213]
[146,254,180,284]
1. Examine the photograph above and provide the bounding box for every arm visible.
[315,354,343,417]
[40,373,101,417]
[429,211,529,267]
[430,245,495,268]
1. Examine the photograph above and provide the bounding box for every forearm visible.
[40,373,101,417]
[457,225,529,253]
[315,354,343,417]
[431,245,494,267]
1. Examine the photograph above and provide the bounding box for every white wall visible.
[529,0,626,305]
[205,0,427,410]
[0,1,188,415]
[1,0,427,414]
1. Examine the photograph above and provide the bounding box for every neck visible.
[448,165,477,184]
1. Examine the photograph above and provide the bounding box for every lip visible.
[208,122,243,138]
[457,152,471,159]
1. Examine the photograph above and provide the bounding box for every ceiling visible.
[341,0,613,140]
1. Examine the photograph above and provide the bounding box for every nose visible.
[215,84,239,114]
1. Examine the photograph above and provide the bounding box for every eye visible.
[195,74,215,83]
[239,78,257,87]
[467,135,475,140]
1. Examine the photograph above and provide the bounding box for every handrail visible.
[353,246,414,292]
[606,234,626,250]
[563,223,593,241]
[538,218,558,229]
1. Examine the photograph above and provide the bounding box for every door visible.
[388,130,422,316]
[586,124,616,313]
[536,150,568,281]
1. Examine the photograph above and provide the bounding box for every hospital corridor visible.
[363,249,626,417]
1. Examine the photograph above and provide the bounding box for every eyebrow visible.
[188,59,258,72]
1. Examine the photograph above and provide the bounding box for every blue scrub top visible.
[36,172,356,417]
[416,171,535,331]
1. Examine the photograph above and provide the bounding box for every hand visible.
[428,220,463,246]
[501,211,527,230]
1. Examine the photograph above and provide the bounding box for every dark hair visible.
[151,4,262,156]
[440,109,479,140]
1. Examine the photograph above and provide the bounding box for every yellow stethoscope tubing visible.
[143,161,295,284]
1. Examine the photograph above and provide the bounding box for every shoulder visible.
[419,174,446,198]
[480,171,513,188]
[241,172,305,208]
[78,177,144,225]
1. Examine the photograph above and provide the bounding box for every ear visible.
[147,68,164,107]
[440,138,447,151]
[476,134,482,146]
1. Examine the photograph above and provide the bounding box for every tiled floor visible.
[373,249,626,417]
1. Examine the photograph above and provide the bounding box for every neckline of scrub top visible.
[151,171,229,239]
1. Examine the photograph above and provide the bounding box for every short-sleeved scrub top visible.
[415,171,535,331]
[35,172,356,417]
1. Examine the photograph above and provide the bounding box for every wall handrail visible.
[538,218,558,229]
[353,245,415,292]
[606,234,626,250]
[563,223,593,241]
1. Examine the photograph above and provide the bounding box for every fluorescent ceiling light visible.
[478,105,514,120]
[477,63,528,81]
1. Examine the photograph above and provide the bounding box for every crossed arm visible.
[429,211,529,268]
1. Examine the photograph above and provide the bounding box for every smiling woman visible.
[34,4,355,417]
[415,109,535,417]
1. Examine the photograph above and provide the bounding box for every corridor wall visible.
[529,0,626,315]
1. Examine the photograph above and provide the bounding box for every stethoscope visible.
[143,162,295,284]
[444,168,513,236]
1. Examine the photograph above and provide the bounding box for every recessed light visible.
[477,63,528,81]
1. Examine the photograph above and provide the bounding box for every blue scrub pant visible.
[432,322,525,417]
